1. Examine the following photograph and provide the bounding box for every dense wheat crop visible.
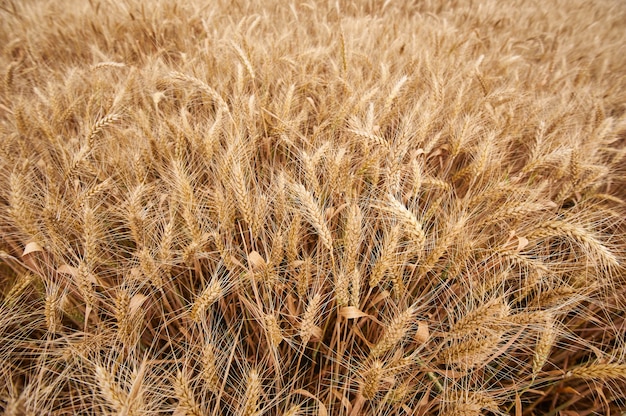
[1,0,625,414]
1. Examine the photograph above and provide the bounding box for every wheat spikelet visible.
[90,61,126,70]
[360,359,385,400]
[174,371,202,416]
[125,185,146,247]
[350,268,362,308]
[448,299,508,339]
[268,230,284,269]
[300,292,323,344]
[86,113,120,150]
[291,183,333,253]
[444,391,499,416]
[168,71,229,111]
[370,305,416,358]
[528,220,618,267]
[532,317,557,378]
[507,310,552,327]
[231,159,255,232]
[8,171,38,238]
[231,41,256,80]
[201,342,221,393]
[240,368,262,416]
[335,271,349,307]
[114,290,132,344]
[264,313,283,348]
[189,280,223,322]
[301,149,321,197]
[287,213,302,265]
[44,284,62,333]
[282,404,302,416]
[385,194,425,247]
[214,185,236,235]
[4,60,18,92]
[443,332,502,369]
[77,261,97,309]
[384,380,414,405]
[158,215,176,275]
[369,224,401,287]
[566,363,626,380]
[3,273,35,308]
[78,178,112,209]
[342,202,362,272]
[95,365,127,413]
[139,248,163,289]
[530,286,578,309]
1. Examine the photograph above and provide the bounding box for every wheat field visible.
[1,0,625,414]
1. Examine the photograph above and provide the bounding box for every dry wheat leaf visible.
[129,294,148,314]
[415,320,429,344]
[22,241,43,256]
[331,388,352,414]
[248,250,266,270]
[57,264,78,276]
[517,236,529,252]
[338,306,370,319]
[292,389,328,416]
[557,386,582,396]
[310,325,323,342]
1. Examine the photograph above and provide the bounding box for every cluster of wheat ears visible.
[1,0,625,414]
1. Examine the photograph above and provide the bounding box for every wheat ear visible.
[370,305,416,357]
[300,292,323,344]
[240,368,262,416]
[566,363,626,380]
[190,280,223,323]
[291,183,333,253]
[174,371,202,416]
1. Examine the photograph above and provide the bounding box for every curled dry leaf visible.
[22,241,43,256]
[248,250,266,271]
[415,321,429,344]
